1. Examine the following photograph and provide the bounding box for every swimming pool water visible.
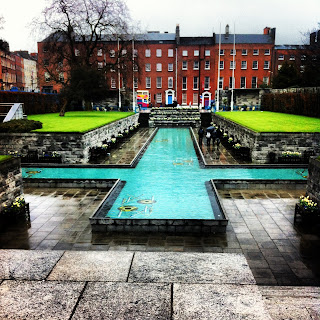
[22,128,307,220]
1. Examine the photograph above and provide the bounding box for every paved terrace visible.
[0,128,319,318]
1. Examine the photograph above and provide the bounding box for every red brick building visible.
[38,25,277,107]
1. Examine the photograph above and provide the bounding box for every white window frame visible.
[134,77,138,89]
[220,49,224,55]
[182,50,188,56]
[156,63,162,72]
[229,76,234,89]
[193,93,198,105]
[289,55,295,61]
[45,72,50,82]
[156,49,162,57]
[252,61,258,69]
[193,76,198,90]
[182,93,187,105]
[204,76,210,90]
[205,50,210,56]
[146,77,151,88]
[156,77,162,88]
[263,77,269,85]
[242,49,247,56]
[133,49,138,57]
[111,77,116,89]
[278,54,284,60]
[168,63,173,72]
[264,49,270,55]
[193,61,199,70]
[75,49,80,56]
[145,49,151,57]
[182,77,187,90]
[97,62,103,69]
[182,61,188,70]
[168,49,174,57]
[264,61,270,69]
[240,77,246,89]
[230,61,236,70]
[168,77,173,88]
[241,61,247,69]
[219,77,223,89]
[251,76,257,88]
[110,50,115,58]
[253,49,259,55]
[205,60,210,70]
[194,50,199,56]
[97,48,103,56]
[145,63,151,72]
[156,93,162,103]
[121,49,127,56]
[230,49,236,55]
[219,61,224,70]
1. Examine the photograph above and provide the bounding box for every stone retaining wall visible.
[213,114,320,164]
[0,114,139,164]
[0,157,23,212]
[306,158,320,202]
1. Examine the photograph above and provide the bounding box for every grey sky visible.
[0,0,319,53]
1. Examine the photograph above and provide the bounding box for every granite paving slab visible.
[0,250,63,280]
[72,282,171,319]
[260,286,320,320]
[47,251,133,281]
[173,283,271,320]
[128,252,255,284]
[0,280,84,320]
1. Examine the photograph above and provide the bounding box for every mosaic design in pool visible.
[22,128,307,220]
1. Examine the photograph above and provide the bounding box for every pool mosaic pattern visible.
[22,128,307,220]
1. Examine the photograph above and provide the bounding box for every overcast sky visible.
[0,0,319,53]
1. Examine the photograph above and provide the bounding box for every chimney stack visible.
[175,24,180,45]
[225,24,229,38]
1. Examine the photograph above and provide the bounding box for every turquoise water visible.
[22,128,307,220]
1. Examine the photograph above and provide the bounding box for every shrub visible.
[0,119,43,133]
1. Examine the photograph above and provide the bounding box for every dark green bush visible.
[0,119,43,133]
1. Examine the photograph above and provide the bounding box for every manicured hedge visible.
[0,119,42,133]
[0,91,60,115]
[261,90,320,117]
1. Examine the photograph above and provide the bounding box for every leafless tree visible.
[35,0,135,115]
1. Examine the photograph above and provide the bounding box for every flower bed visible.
[294,196,320,232]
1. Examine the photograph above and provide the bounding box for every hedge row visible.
[261,91,320,117]
[0,91,60,115]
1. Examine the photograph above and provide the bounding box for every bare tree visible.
[35,0,133,115]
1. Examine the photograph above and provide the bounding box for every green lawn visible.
[216,111,320,132]
[28,111,135,133]
[0,155,11,163]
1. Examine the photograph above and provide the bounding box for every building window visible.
[146,77,151,88]
[241,61,247,69]
[168,49,174,57]
[301,55,306,61]
[263,77,269,85]
[193,93,198,104]
[156,49,162,57]
[168,63,173,72]
[97,48,103,56]
[205,60,210,70]
[193,61,199,70]
[75,49,80,56]
[168,77,173,88]
[218,77,223,89]
[252,61,258,69]
[289,55,295,60]
[193,77,198,90]
[133,63,138,72]
[230,61,236,69]
[98,62,103,69]
[229,77,234,89]
[251,77,257,88]
[182,93,187,104]
[242,49,247,55]
[278,64,282,70]
[156,77,162,88]
[220,49,224,55]
[182,61,188,70]
[110,50,115,58]
[219,61,224,70]
[264,49,270,55]
[134,77,138,88]
[194,50,199,56]
[145,63,151,72]
[121,49,127,56]
[182,50,188,56]
[230,49,236,55]
[43,46,48,53]
[111,77,116,89]
[278,54,284,60]
[145,49,151,57]
[240,77,246,89]
[156,63,162,72]
[264,61,270,69]
[253,49,259,55]
[204,76,210,90]
[205,50,210,56]
[182,77,187,90]
[156,93,162,103]
[45,72,50,82]
[133,49,138,57]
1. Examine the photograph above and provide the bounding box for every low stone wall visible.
[306,158,320,202]
[0,157,23,212]
[213,114,320,164]
[0,114,139,164]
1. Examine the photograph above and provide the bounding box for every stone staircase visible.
[148,106,201,127]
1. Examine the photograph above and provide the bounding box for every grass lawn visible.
[0,155,11,163]
[216,111,320,132]
[28,111,135,133]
